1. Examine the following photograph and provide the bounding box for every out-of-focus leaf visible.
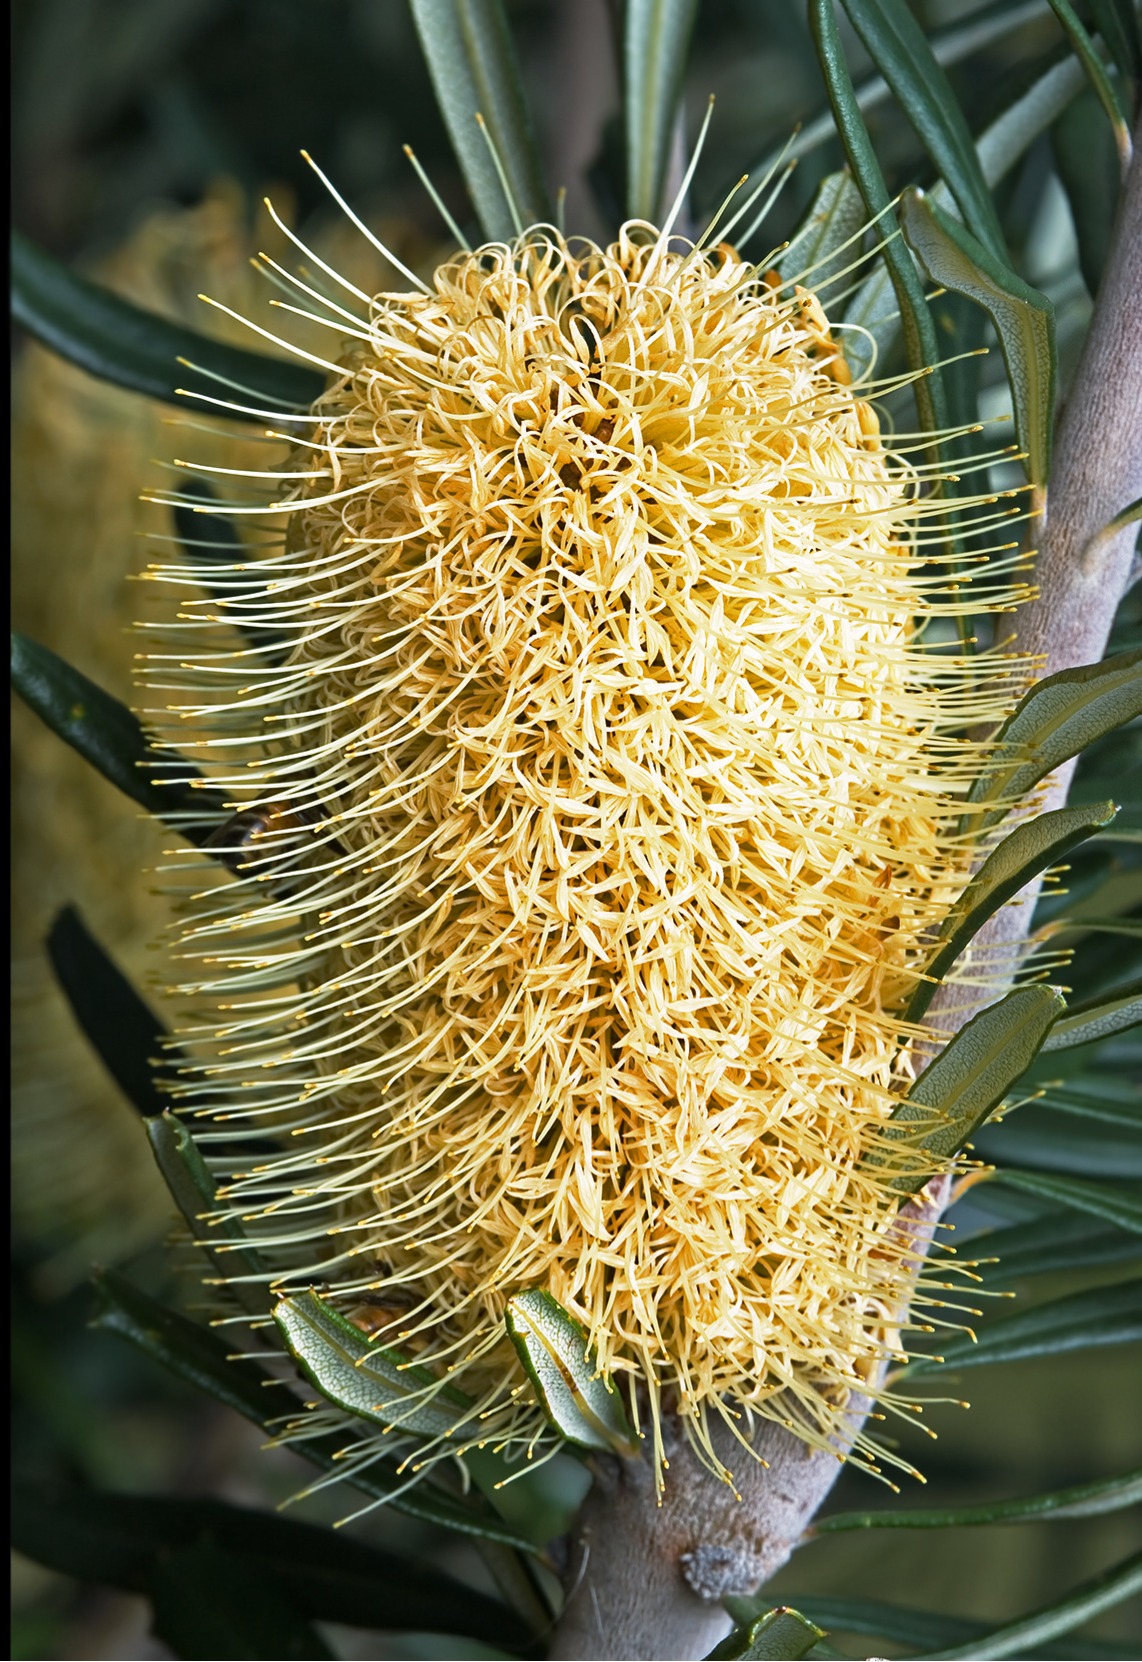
[1087,0,1142,82]
[778,170,866,302]
[146,1112,266,1315]
[814,1466,1142,1533]
[409,0,549,242]
[899,1276,1142,1374]
[10,631,222,840]
[46,906,170,1119]
[173,478,286,661]
[505,1289,638,1456]
[274,1288,468,1441]
[971,1207,1142,1283]
[1053,90,1122,296]
[91,1271,539,1549]
[905,802,1115,1022]
[147,1540,334,1661]
[1041,979,1142,1050]
[808,0,946,441]
[707,1605,828,1660]
[870,986,1064,1193]
[917,1549,1142,1660]
[11,230,323,414]
[1035,1079,1142,1129]
[624,0,700,224]
[1046,0,1133,165]
[991,1169,1142,1234]
[973,1097,1142,1179]
[837,0,1007,260]
[11,1479,537,1653]
[966,650,1142,831]
[900,187,1055,489]
[721,1593,1135,1657]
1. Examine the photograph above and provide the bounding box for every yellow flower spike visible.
[143,210,1037,1495]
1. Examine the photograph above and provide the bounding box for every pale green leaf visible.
[145,1113,267,1317]
[900,186,1056,488]
[707,1605,828,1661]
[409,0,549,242]
[917,1549,1142,1660]
[625,0,699,225]
[778,171,867,302]
[273,1289,468,1441]
[905,801,1116,1023]
[814,1465,1142,1533]
[505,1289,638,1455]
[966,649,1142,831]
[871,985,1065,1194]
[1041,978,1142,1050]
[1046,0,1133,167]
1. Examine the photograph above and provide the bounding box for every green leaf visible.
[899,1276,1142,1374]
[966,649,1142,831]
[971,1208,1142,1283]
[11,1479,537,1653]
[1034,1080,1142,1130]
[1053,90,1122,297]
[146,1112,267,1316]
[409,0,549,242]
[1046,0,1133,166]
[724,1593,1136,1659]
[707,1606,828,1661]
[991,1169,1142,1235]
[1041,978,1142,1050]
[92,1271,539,1551]
[814,1465,1142,1534]
[1088,0,1142,82]
[871,985,1065,1194]
[905,802,1115,1023]
[900,186,1056,489]
[975,1105,1142,1181]
[837,0,1007,262]
[274,1289,469,1442]
[148,1541,335,1661]
[778,170,867,301]
[624,0,700,224]
[46,906,171,1119]
[917,1549,1142,1660]
[505,1289,638,1456]
[10,631,223,841]
[11,230,323,415]
[172,478,286,662]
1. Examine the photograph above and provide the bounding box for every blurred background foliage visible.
[9,1,1141,1657]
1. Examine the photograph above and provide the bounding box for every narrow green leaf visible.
[505,1289,638,1456]
[173,479,286,662]
[11,1480,537,1652]
[992,1169,1142,1235]
[837,0,1007,261]
[274,1288,469,1441]
[974,1100,1142,1180]
[91,1271,539,1550]
[10,631,223,841]
[1046,0,1133,167]
[1041,978,1142,1050]
[1035,1081,1142,1130]
[724,1593,1136,1658]
[808,0,946,441]
[871,985,1065,1194]
[146,1112,267,1315]
[971,1208,1142,1283]
[1054,89,1122,297]
[900,186,1056,488]
[899,1276,1142,1374]
[11,230,323,415]
[815,1466,1142,1534]
[906,802,1115,1023]
[625,0,700,224]
[46,906,170,1119]
[1087,0,1142,82]
[778,170,867,301]
[707,1605,828,1661]
[966,649,1142,831]
[918,1549,1142,1660]
[148,1540,335,1661]
[409,0,549,242]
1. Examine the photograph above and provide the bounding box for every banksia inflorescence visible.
[144,179,1033,1493]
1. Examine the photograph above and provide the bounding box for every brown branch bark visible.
[548,119,1142,1662]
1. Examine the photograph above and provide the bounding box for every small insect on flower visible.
[142,148,1033,1498]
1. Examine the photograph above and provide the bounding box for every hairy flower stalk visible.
[143,204,1033,1498]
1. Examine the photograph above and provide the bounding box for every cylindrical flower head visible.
[147,220,1029,1487]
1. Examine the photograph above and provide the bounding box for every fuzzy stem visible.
[548,118,1142,1662]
